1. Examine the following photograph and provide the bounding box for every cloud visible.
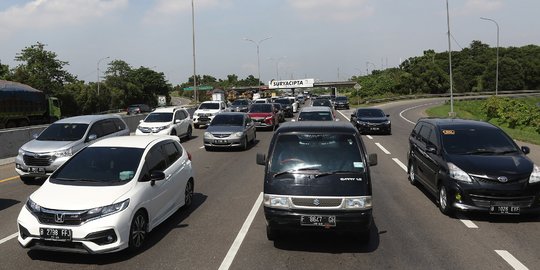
[0,0,128,36]
[458,0,503,15]
[287,0,374,22]
[143,0,231,24]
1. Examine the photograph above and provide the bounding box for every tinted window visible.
[336,96,348,101]
[356,109,385,117]
[312,99,332,107]
[211,114,244,126]
[51,147,144,185]
[249,104,272,113]
[232,100,249,105]
[275,99,291,105]
[145,112,173,122]
[298,112,333,121]
[162,142,181,165]
[101,120,118,136]
[270,133,364,173]
[199,103,220,109]
[419,124,432,144]
[441,127,518,154]
[146,145,167,172]
[113,118,127,130]
[37,123,89,141]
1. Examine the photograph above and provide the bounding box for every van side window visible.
[88,121,105,138]
[100,120,118,136]
[162,142,181,166]
[113,118,127,131]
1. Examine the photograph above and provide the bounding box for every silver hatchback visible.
[15,114,130,183]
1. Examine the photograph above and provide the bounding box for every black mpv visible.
[257,122,377,241]
[408,118,540,216]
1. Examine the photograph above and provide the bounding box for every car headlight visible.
[204,132,212,139]
[344,197,372,209]
[54,148,73,158]
[384,120,391,124]
[529,164,540,184]
[137,126,145,131]
[18,148,27,156]
[448,162,472,182]
[157,125,170,131]
[357,121,367,125]
[232,132,243,138]
[263,194,290,209]
[26,198,41,213]
[86,199,130,220]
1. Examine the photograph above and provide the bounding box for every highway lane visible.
[0,98,538,269]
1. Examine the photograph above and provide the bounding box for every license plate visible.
[370,127,379,130]
[300,215,336,227]
[29,167,46,174]
[490,202,520,215]
[213,139,228,144]
[199,117,210,122]
[40,227,72,241]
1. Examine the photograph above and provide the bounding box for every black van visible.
[256,122,377,241]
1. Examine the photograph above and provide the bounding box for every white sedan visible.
[17,135,194,254]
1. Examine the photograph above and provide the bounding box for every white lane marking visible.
[219,192,264,270]
[336,110,350,121]
[460,219,479,229]
[366,135,373,140]
[0,232,18,245]
[399,102,441,125]
[375,143,391,155]
[392,158,407,171]
[495,250,529,270]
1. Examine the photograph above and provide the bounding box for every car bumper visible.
[264,207,372,233]
[334,104,349,110]
[15,155,70,178]
[193,116,215,126]
[135,128,172,135]
[203,137,243,148]
[17,205,132,254]
[355,123,391,134]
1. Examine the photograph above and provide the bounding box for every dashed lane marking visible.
[0,176,19,183]
[460,219,479,229]
[375,143,391,155]
[0,233,18,245]
[495,250,529,270]
[392,158,407,171]
[366,135,373,140]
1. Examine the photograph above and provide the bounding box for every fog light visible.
[455,193,462,201]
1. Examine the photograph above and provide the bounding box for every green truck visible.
[0,80,61,129]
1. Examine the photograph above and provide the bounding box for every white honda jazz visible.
[17,135,194,254]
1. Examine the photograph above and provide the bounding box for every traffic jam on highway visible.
[1,86,539,269]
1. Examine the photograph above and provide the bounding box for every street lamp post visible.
[244,37,272,88]
[97,56,110,96]
[480,17,499,96]
[191,0,198,105]
[445,0,454,116]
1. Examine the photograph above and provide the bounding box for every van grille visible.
[291,197,342,207]
[23,154,53,166]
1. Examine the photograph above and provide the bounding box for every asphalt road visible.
[0,98,538,270]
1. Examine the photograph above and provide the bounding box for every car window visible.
[36,123,89,141]
[113,118,127,131]
[162,142,181,166]
[199,103,219,109]
[441,127,518,154]
[146,145,167,172]
[211,114,244,126]
[50,146,144,185]
[418,124,432,144]
[298,112,333,121]
[144,112,173,123]
[249,104,272,113]
[269,133,364,173]
[100,120,119,136]
[411,122,423,138]
[174,111,182,121]
[357,109,384,117]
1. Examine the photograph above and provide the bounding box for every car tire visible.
[128,210,148,252]
[184,179,194,208]
[408,161,417,185]
[266,225,279,241]
[185,126,192,140]
[20,176,33,184]
[251,131,256,144]
[438,184,454,216]
[204,146,213,151]
[241,136,248,151]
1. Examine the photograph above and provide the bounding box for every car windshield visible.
[199,103,220,109]
[37,123,89,141]
[144,112,173,123]
[249,104,272,113]
[312,100,332,106]
[357,109,385,117]
[275,99,290,105]
[336,96,347,101]
[269,133,364,174]
[211,115,244,126]
[298,112,333,121]
[441,127,518,155]
[232,100,249,106]
[51,147,144,185]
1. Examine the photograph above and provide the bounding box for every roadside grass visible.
[426,98,540,145]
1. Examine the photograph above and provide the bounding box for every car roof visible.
[54,114,122,124]
[215,112,246,116]
[89,135,179,149]
[299,106,332,112]
[419,118,498,130]
[152,106,184,113]
[275,121,356,134]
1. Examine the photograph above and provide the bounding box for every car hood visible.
[265,172,369,196]
[21,140,82,154]
[138,122,171,128]
[30,180,133,210]
[448,154,533,180]
[357,117,388,123]
[206,125,244,133]
[195,109,220,114]
[249,112,272,118]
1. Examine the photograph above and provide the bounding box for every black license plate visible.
[213,139,229,144]
[300,215,336,227]
[29,167,46,174]
[490,202,520,215]
[40,227,72,241]
[370,127,379,130]
[199,117,210,122]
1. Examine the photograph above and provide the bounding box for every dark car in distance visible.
[311,98,334,110]
[274,98,294,117]
[127,104,152,115]
[350,108,391,135]
[229,99,251,112]
[333,96,350,110]
[407,118,540,216]
[256,122,378,241]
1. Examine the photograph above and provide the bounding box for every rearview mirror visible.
[521,146,530,155]
[368,153,378,166]
[256,153,266,165]
[87,134,97,142]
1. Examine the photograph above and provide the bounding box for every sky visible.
[0,0,539,86]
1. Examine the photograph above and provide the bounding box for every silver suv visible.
[15,114,130,183]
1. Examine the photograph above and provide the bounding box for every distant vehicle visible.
[333,96,350,110]
[286,96,299,113]
[297,95,305,104]
[136,106,192,140]
[17,135,194,254]
[229,99,251,112]
[312,98,334,111]
[272,103,286,123]
[126,104,152,115]
[296,106,336,121]
[256,121,378,241]
[203,112,256,151]
[350,108,391,135]
[274,98,294,118]
[192,101,228,128]
[254,98,271,104]
[408,118,540,216]
[248,103,278,130]
[0,80,61,129]
[15,114,130,183]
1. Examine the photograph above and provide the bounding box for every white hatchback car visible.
[136,107,192,140]
[17,135,194,254]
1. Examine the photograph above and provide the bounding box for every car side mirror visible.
[256,153,266,165]
[368,153,378,166]
[521,146,530,155]
[87,134,97,142]
[350,114,356,118]
[32,133,39,139]
[175,119,181,124]
[149,171,165,186]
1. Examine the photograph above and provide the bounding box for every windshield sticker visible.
[119,171,135,181]
[347,139,354,145]
[442,129,455,135]
[353,162,364,168]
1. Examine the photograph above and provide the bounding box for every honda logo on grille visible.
[55,213,65,223]
[497,176,508,183]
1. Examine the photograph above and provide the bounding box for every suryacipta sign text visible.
[268,79,314,89]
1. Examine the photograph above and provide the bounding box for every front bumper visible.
[15,154,70,178]
[17,204,131,254]
[203,136,243,148]
[135,128,172,136]
[334,103,349,110]
[264,207,372,233]
[193,115,215,126]
[355,123,391,134]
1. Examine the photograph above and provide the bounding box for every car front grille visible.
[471,176,528,185]
[469,194,535,208]
[291,197,342,208]
[36,208,88,226]
[23,154,53,166]
[212,133,231,138]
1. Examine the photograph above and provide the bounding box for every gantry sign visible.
[268,79,315,89]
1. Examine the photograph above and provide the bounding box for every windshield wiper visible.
[273,167,321,177]
[495,150,518,155]
[465,150,498,155]
[314,170,360,178]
